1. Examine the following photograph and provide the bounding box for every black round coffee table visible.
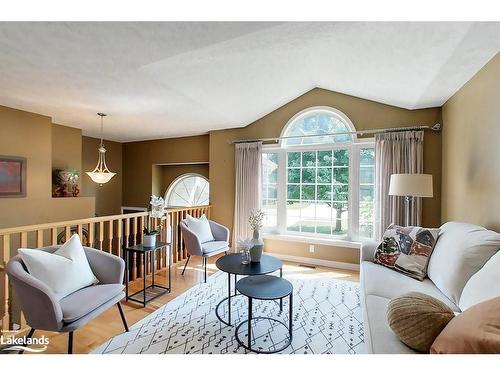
[215,253,283,326]
[235,275,293,354]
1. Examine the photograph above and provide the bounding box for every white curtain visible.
[233,142,262,243]
[375,130,424,239]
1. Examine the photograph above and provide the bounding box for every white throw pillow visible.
[459,250,500,311]
[184,214,214,243]
[18,234,99,300]
[427,222,500,305]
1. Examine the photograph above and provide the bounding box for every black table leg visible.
[143,253,146,306]
[279,267,283,311]
[289,292,293,337]
[168,246,172,290]
[228,272,231,325]
[247,297,252,350]
[125,249,129,301]
[151,249,155,287]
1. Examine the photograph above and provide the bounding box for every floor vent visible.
[298,264,316,269]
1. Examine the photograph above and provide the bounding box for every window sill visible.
[262,233,361,249]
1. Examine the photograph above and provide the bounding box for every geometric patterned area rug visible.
[93,270,365,354]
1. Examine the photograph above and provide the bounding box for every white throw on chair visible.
[180,215,230,282]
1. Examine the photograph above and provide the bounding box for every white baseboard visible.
[265,252,360,271]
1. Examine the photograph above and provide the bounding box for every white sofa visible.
[360,221,500,354]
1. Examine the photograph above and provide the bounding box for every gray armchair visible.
[180,219,230,282]
[6,245,129,354]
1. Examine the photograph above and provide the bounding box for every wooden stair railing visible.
[0,204,211,333]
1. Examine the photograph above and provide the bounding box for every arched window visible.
[165,173,209,208]
[281,107,357,147]
[262,107,375,240]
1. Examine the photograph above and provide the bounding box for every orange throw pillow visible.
[431,297,500,354]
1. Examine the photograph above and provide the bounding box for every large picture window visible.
[262,107,375,241]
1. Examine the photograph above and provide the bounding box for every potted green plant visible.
[143,195,166,247]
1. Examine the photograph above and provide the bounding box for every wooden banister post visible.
[2,234,10,331]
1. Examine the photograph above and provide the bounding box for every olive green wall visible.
[122,135,210,208]
[442,53,500,232]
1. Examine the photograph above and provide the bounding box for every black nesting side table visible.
[235,275,293,354]
[215,253,283,326]
[125,241,171,307]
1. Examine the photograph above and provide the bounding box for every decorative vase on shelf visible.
[143,234,157,248]
[249,229,264,263]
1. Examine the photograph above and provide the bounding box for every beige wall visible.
[441,53,500,232]
[81,136,123,216]
[122,135,209,207]
[210,88,442,264]
[264,239,359,265]
[51,124,82,172]
[0,105,94,229]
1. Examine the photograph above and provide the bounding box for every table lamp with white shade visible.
[389,174,433,226]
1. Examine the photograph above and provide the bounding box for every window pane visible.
[301,185,315,200]
[302,152,316,167]
[358,147,375,239]
[333,167,349,184]
[333,185,349,201]
[317,185,331,201]
[287,184,300,200]
[282,110,354,146]
[360,185,374,201]
[333,149,349,166]
[286,201,301,232]
[287,152,301,167]
[360,148,375,165]
[316,225,332,235]
[287,168,300,183]
[261,152,279,230]
[263,199,277,227]
[166,175,209,207]
[359,223,374,239]
[360,166,374,184]
[301,168,316,183]
[315,202,333,234]
[332,202,348,235]
[266,185,277,199]
[360,200,375,223]
[318,151,333,166]
[317,168,332,183]
[301,223,315,233]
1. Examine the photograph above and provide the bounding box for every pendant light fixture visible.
[86,113,116,185]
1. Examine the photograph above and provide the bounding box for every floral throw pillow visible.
[374,224,440,281]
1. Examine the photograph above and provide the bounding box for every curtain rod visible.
[228,123,441,144]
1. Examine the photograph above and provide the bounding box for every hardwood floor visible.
[28,254,359,354]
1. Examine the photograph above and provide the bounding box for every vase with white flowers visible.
[143,195,166,247]
[248,209,265,262]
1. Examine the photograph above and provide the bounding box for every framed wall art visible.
[0,155,27,197]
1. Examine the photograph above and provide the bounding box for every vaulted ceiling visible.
[0,22,498,142]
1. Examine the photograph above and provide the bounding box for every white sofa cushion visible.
[459,250,500,311]
[184,214,214,243]
[361,261,459,311]
[427,222,500,305]
[18,234,99,300]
